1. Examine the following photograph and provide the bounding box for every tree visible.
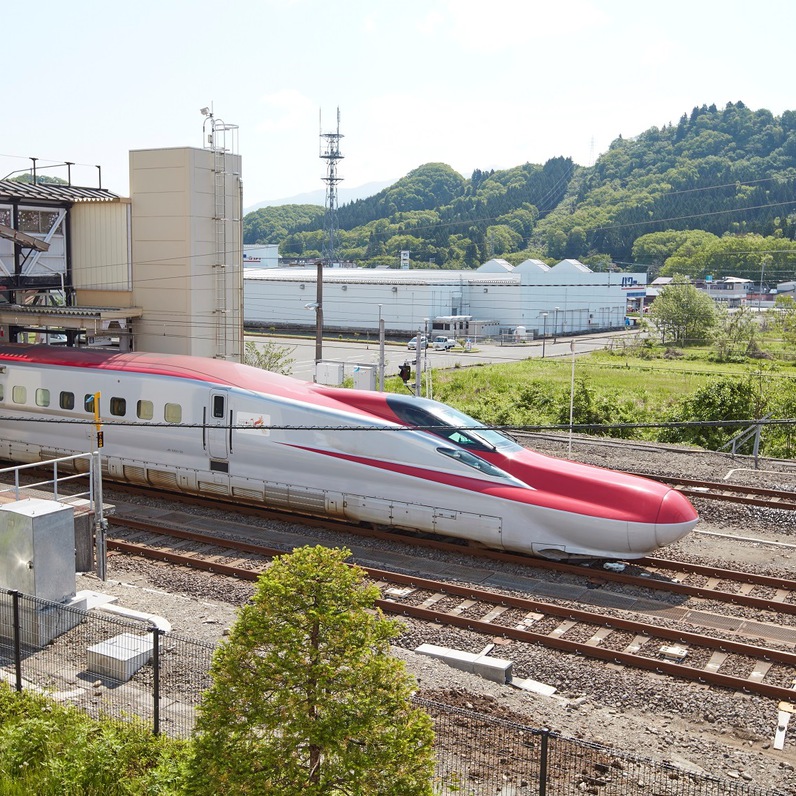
[184,546,435,796]
[774,294,796,345]
[648,275,717,345]
[243,339,295,375]
[711,305,762,361]
[659,376,764,451]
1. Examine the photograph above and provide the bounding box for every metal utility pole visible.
[378,304,385,391]
[315,260,323,365]
[414,325,423,398]
[541,313,548,358]
[320,108,344,266]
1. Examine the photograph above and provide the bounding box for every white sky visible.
[2,0,793,206]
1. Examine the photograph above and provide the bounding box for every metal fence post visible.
[10,590,22,691]
[538,728,549,796]
[151,626,161,735]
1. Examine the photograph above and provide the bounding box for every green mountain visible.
[243,102,796,276]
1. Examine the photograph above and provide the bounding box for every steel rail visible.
[107,535,796,703]
[108,513,796,615]
[626,472,796,511]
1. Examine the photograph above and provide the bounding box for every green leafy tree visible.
[774,294,796,345]
[649,276,717,345]
[184,546,435,796]
[659,376,764,450]
[10,173,68,185]
[553,379,643,438]
[711,305,762,361]
[662,234,796,281]
[243,340,295,375]
[631,230,719,276]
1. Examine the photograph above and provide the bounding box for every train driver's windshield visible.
[386,396,522,453]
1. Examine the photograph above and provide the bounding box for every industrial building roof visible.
[244,267,518,286]
[0,180,120,203]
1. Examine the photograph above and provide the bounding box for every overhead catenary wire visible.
[0,416,794,432]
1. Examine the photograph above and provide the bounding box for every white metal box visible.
[0,498,76,601]
[352,365,376,390]
[315,361,344,385]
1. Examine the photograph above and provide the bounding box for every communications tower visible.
[320,108,344,265]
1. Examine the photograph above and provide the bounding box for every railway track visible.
[106,514,796,703]
[627,473,796,511]
[107,499,796,617]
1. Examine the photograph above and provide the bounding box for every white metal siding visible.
[71,202,131,291]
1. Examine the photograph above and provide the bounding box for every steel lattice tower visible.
[320,108,344,264]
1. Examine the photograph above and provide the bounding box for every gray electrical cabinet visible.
[0,498,76,601]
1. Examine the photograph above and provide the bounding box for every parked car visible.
[432,336,456,350]
[407,336,428,350]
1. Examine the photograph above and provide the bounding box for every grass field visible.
[384,339,796,455]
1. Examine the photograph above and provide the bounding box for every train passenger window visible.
[84,394,98,413]
[35,389,50,407]
[110,397,126,417]
[0,384,3,402]
[60,392,75,410]
[12,386,26,404]
[137,400,153,420]
[164,403,182,423]
[212,395,225,418]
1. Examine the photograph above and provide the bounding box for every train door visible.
[206,391,229,461]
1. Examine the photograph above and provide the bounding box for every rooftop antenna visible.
[320,107,344,265]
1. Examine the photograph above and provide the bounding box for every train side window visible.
[164,403,182,423]
[84,394,98,413]
[12,386,26,404]
[35,388,50,407]
[60,391,75,410]
[110,397,126,417]
[137,400,153,420]
[212,394,225,418]
[0,384,4,402]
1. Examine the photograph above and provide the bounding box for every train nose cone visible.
[654,489,699,548]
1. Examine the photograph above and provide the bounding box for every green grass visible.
[0,684,187,795]
[385,337,796,455]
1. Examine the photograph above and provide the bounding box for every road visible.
[245,330,638,382]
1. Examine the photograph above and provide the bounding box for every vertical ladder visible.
[213,148,227,359]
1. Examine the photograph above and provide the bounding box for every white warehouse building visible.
[244,258,646,339]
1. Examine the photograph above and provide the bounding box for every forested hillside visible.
[243,102,796,277]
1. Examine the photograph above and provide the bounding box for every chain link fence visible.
[0,590,789,796]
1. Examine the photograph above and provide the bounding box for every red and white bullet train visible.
[0,344,698,560]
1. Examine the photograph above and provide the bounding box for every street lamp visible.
[541,313,548,358]
[553,307,560,344]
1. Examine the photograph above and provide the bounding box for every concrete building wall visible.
[129,147,242,359]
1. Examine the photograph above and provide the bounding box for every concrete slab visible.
[415,642,512,683]
[87,633,153,683]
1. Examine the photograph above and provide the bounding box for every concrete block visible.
[87,633,153,682]
[415,643,512,684]
[0,593,87,647]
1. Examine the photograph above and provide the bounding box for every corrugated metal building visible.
[244,258,645,338]
[0,142,243,360]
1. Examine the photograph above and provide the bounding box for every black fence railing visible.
[0,590,789,796]
[0,589,214,738]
